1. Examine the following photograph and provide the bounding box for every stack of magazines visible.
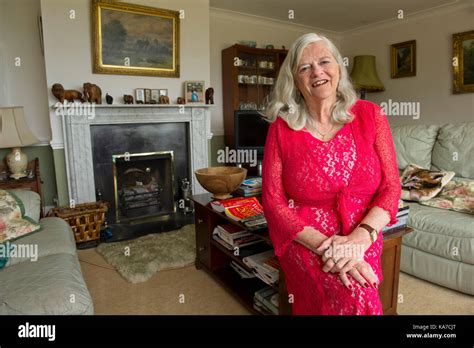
[382,199,410,233]
[230,261,255,279]
[212,223,263,250]
[253,286,279,315]
[235,177,262,197]
[243,250,279,286]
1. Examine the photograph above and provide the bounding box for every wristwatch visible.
[358,223,378,243]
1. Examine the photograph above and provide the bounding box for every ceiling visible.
[209,0,461,32]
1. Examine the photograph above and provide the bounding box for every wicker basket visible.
[48,202,108,243]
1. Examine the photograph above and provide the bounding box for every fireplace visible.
[113,151,175,223]
[60,105,211,225]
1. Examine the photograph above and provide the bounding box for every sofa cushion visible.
[401,246,474,295]
[391,124,440,170]
[0,253,93,315]
[419,177,474,214]
[6,217,77,267]
[431,122,474,179]
[403,202,474,264]
[400,163,455,201]
[7,190,41,223]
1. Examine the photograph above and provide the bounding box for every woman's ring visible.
[332,257,338,264]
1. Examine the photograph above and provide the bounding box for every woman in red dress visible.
[262,33,401,315]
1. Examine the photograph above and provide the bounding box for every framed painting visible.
[92,0,180,77]
[184,81,205,104]
[453,30,474,94]
[391,40,416,78]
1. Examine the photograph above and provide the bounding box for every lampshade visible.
[350,55,385,92]
[0,107,39,148]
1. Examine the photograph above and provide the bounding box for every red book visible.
[224,197,264,221]
[211,197,261,213]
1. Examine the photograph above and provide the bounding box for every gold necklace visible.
[309,122,335,140]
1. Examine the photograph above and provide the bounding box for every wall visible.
[41,0,211,148]
[39,0,210,204]
[0,0,56,205]
[342,2,474,126]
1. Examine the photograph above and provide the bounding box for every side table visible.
[0,158,45,217]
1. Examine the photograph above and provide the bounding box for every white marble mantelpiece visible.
[58,104,212,204]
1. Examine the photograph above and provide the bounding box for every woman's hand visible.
[315,230,371,274]
[338,260,379,290]
[313,236,378,289]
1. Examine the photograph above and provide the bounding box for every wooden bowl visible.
[194,166,247,200]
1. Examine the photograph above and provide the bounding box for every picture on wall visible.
[92,0,180,77]
[391,40,416,78]
[184,81,205,104]
[453,30,474,94]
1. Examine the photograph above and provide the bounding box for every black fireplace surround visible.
[90,122,190,224]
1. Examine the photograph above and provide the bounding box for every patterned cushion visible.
[420,177,474,214]
[0,190,41,268]
[400,163,455,202]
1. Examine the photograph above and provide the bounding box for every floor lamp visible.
[350,55,385,100]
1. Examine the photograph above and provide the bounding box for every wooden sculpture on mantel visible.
[123,95,134,104]
[83,82,102,104]
[51,83,84,103]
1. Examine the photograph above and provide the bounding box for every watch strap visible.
[358,223,378,243]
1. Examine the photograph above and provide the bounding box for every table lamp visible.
[0,106,40,179]
[350,55,385,100]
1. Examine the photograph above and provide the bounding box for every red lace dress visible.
[262,100,401,315]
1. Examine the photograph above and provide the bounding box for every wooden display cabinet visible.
[222,44,287,149]
[192,193,412,315]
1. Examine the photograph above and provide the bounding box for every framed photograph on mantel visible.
[184,81,205,104]
[92,0,180,77]
[453,30,474,94]
[391,40,416,78]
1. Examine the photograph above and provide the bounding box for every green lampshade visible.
[350,55,385,92]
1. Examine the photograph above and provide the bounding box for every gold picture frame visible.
[92,0,180,77]
[391,40,416,78]
[453,30,474,94]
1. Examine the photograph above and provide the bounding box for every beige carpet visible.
[78,248,473,315]
[96,224,195,283]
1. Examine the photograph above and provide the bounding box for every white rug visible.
[96,224,195,283]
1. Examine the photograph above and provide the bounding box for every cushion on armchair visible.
[0,190,41,268]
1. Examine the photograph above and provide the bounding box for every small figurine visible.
[83,82,102,104]
[177,97,185,105]
[205,87,214,105]
[159,95,170,104]
[51,83,84,103]
[105,93,113,104]
[123,95,134,104]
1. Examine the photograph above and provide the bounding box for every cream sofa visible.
[391,122,474,295]
[0,190,93,314]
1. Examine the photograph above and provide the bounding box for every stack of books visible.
[253,286,279,315]
[212,223,263,250]
[382,199,410,233]
[243,250,280,286]
[210,196,267,230]
[235,177,262,197]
